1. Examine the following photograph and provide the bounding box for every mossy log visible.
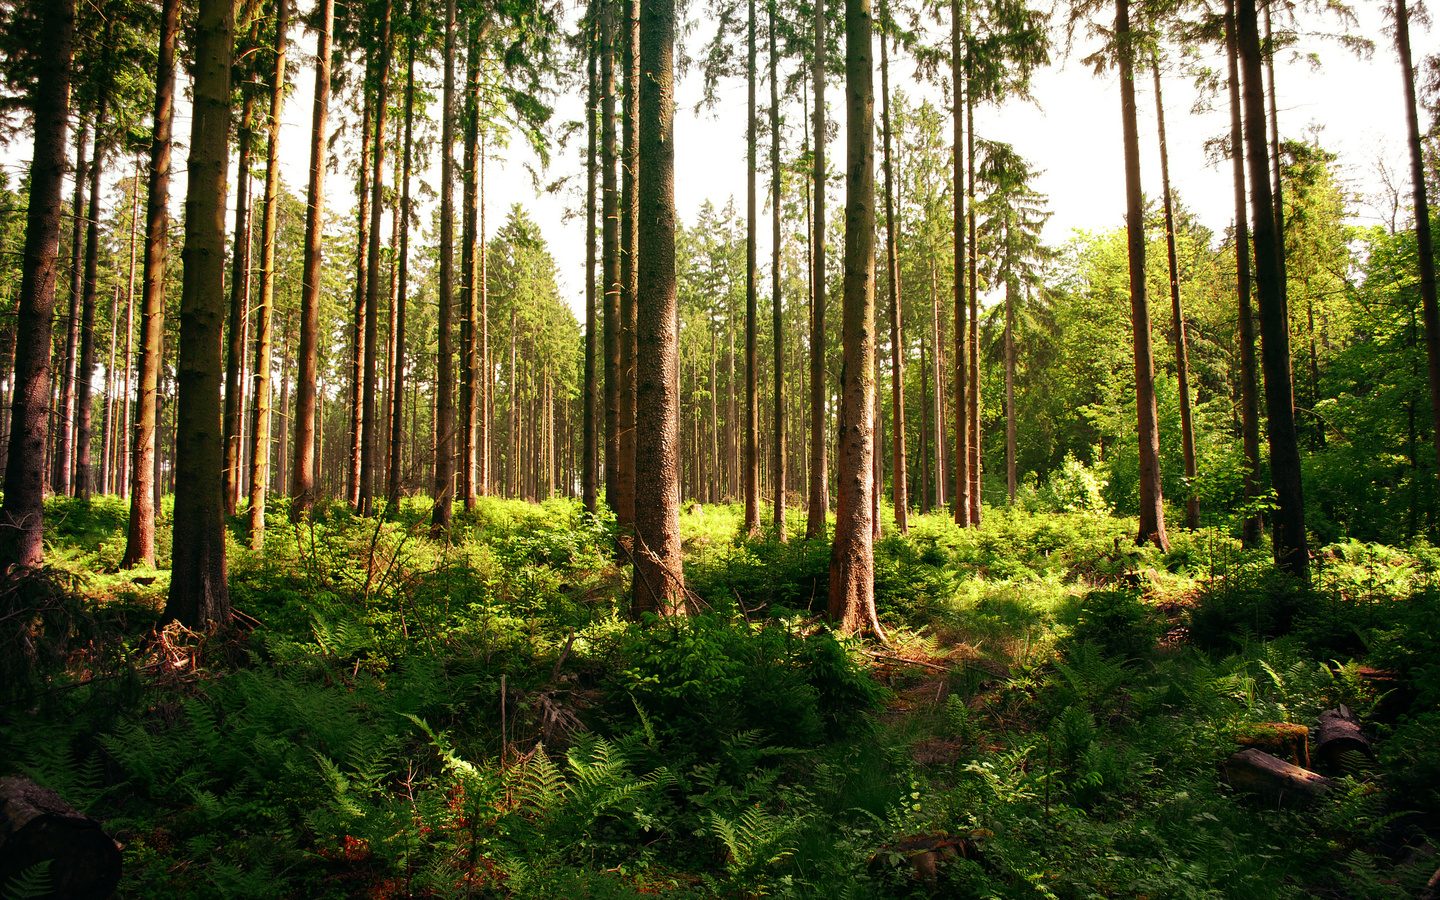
[1314,706,1374,772]
[1223,748,1336,805]
[0,776,121,899]
[1235,722,1310,767]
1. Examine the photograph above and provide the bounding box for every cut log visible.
[1223,748,1336,805]
[1314,705,1375,773]
[1235,722,1310,768]
[0,776,121,899]
[1418,864,1440,900]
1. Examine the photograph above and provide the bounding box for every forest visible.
[0,0,1439,894]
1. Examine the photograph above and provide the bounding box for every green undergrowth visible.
[2,498,1438,898]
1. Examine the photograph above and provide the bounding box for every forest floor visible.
[2,495,1440,899]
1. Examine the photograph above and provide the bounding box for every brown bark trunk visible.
[459,21,479,509]
[1118,0,1169,550]
[348,56,373,510]
[828,0,882,638]
[618,0,639,527]
[1223,748,1335,804]
[1238,0,1308,579]
[967,123,980,524]
[1006,281,1015,501]
[388,29,414,513]
[881,24,907,533]
[248,0,289,547]
[74,87,109,501]
[602,2,620,517]
[292,0,333,521]
[0,0,75,569]
[635,0,686,614]
[951,1,970,526]
[101,285,118,495]
[224,57,256,518]
[122,0,176,567]
[56,120,87,498]
[358,0,392,517]
[583,10,599,514]
[770,0,787,538]
[432,0,457,533]
[165,0,234,627]
[743,0,761,535]
[806,0,829,539]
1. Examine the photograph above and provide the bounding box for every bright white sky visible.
[5,0,1431,321]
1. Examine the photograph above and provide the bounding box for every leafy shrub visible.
[1188,567,1314,650]
[1059,587,1160,662]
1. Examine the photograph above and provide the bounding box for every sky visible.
[5,0,1433,321]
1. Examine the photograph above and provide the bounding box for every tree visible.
[0,0,75,570]
[743,0,761,536]
[357,0,393,517]
[829,0,882,637]
[602,0,620,517]
[166,0,235,627]
[618,0,639,528]
[433,0,458,535]
[387,3,416,513]
[769,0,786,539]
[583,11,598,514]
[634,0,686,615]
[73,27,111,500]
[879,14,907,533]
[249,0,290,547]
[291,0,334,522]
[951,0,970,526]
[806,0,829,539]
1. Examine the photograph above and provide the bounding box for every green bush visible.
[1059,587,1160,662]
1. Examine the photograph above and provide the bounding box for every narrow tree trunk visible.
[806,0,829,539]
[387,28,414,513]
[348,56,373,509]
[919,334,930,512]
[0,0,75,569]
[742,0,761,534]
[292,0,333,521]
[358,0,392,517]
[968,120,981,524]
[1117,0,1169,550]
[1006,279,1016,501]
[55,120,87,497]
[119,167,137,499]
[122,0,176,567]
[951,0,970,526]
[829,0,882,637]
[1396,0,1440,489]
[602,2,620,516]
[224,71,256,517]
[165,0,234,627]
[1237,0,1307,578]
[74,88,110,500]
[1152,58,1200,529]
[635,0,686,614]
[618,0,639,527]
[101,285,118,495]
[583,11,599,513]
[880,24,907,533]
[931,258,944,510]
[459,21,479,509]
[479,131,490,497]
[432,0,457,534]
[769,0,786,538]
[248,0,288,547]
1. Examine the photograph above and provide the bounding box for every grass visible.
[1,495,1438,899]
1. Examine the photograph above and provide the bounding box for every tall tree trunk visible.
[348,55,373,509]
[460,20,479,509]
[122,0,176,567]
[165,0,234,627]
[968,111,980,525]
[387,26,414,513]
[743,0,761,535]
[1151,58,1199,529]
[292,0,333,521]
[478,132,490,497]
[432,0,457,534]
[931,256,944,510]
[770,0,787,538]
[358,0,392,517]
[1224,0,1262,547]
[101,285,118,495]
[0,0,75,569]
[1396,0,1440,489]
[951,0,970,526]
[880,23,907,533]
[119,168,137,499]
[583,11,598,513]
[618,0,639,527]
[224,67,256,517]
[635,0,686,614]
[1237,0,1307,578]
[1006,278,1016,501]
[1117,0,1169,550]
[602,1,620,517]
[248,0,289,547]
[829,0,882,637]
[75,86,110,500]
[806,0,829,539]
[56,119,87,497]
[919,331,930,512]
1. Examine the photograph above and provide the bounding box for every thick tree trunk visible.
[634,0,686,615]
[165,0,234,627]
[951,1,970,526]
[122,0,176,567]
[74,89,109,501]
[828,0,882,638]
[1396,0,1440,489]
[880,25,907,533]
[1117,0,1169,550]
[583,12,599,514]
[1225,0,1263,548]
[770,0,787,538]
[292,0,333,521]
[806,0,829,539]
[387,30,415,514]
[618,0,639,527]
[1152,59,1200,530]
[0,0,75,569]
[1237,0,1308,579]
[247,0,289,547]
[224,72,256,518]
[432,0,458,534]
[602,2,620,517]
[357,0,392,517]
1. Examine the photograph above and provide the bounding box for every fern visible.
[1,862,51,900]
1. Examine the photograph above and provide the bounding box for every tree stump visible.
[0,776,121,899]
[1223,748,1336,805]
[1235,722,1310,768]
[1314,705,1375,773]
